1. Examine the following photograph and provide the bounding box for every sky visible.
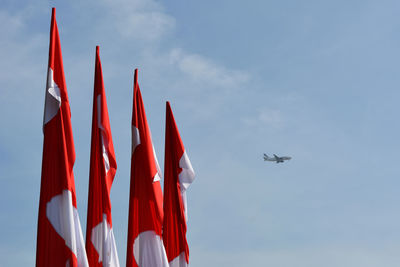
[1,0,400,266]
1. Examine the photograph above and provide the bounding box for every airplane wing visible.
[264,153,291,162]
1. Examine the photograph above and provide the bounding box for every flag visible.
[126,69,168,267]
[36,8,88,267]
[85,46,120,267]
[163,102,195,267]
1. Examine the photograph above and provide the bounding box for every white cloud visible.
[99,0,175,41]
[169,48,249,89]
[0,9,46,110]
[117,11,175,40]
[87,0,250,90]
[241,108,284,129]
[0,10,23,36]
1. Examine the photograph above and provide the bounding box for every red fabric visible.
[85,46,117,266]
[163,102,189,264]
[126,69,164,267]
[36,8,78,266]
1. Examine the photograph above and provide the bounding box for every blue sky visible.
[1,0,400,266]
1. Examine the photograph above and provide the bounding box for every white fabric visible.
[131,126,141,155]
[91,214,120,267]
[178,151,195,221]
[150,130,162,183]
[131,124,161,183]
[97,95,111,174]
[46,190,89,267]
[169,252,188,267]
[101,133,111,174]
[43,68,61,126]
[153,171,161,183]
[152,143,162,183]
[133,231,169,267]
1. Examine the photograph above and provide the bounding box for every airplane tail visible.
[263,153,269,160]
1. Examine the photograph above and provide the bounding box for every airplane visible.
[263,153,291,163]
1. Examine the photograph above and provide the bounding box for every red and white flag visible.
[163,102,195,267]
[36,8,88,267]
[126,69,168,267]
[85,46,120,267]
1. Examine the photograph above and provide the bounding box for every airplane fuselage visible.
[264,153,291,163]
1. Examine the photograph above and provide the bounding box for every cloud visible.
[169,48,250,89]
[241,108,284,129]
[0,10,23,36]
[0,8,47,126]
[81,0,250,91]
[117,11,175,41]
[99,0,175,41]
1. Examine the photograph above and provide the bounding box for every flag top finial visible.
[134,69,138,87]
[166,101,173,121]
